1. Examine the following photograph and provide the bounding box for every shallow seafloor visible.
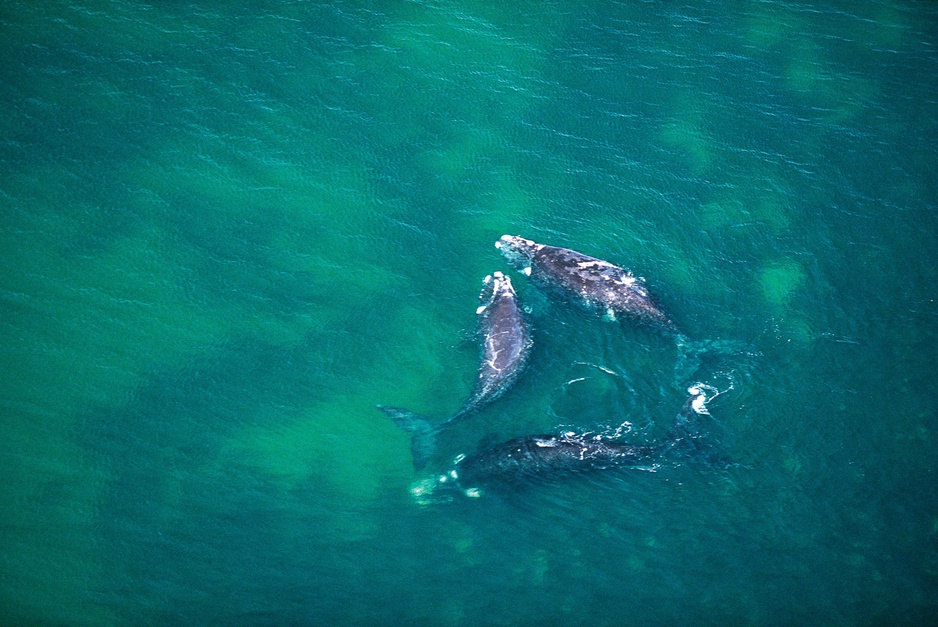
[1,1,936,624]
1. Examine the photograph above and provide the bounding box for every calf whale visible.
[379,272,533,470]
[422,386,724,499]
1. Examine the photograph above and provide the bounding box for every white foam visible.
[476,305,487,315]
[523,267,532,276]
[410,479,433,497]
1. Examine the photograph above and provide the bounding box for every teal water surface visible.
[2,1,937,624]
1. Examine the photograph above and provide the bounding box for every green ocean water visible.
[2,0,937,624]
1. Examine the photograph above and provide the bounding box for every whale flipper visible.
[377,405,438,471]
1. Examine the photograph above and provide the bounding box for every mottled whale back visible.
[428,386,719,497]
[495,234,679,334]
[458,271,533,420]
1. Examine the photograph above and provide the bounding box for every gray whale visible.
[379,272,533,470]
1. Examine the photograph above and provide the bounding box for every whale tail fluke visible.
[674,335,759,385]
[377,405,438,471]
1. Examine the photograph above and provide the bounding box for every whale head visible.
[477,271,516,314]
[495,235,539,270]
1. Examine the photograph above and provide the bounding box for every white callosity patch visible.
[576,259,616,271]
[573,259,637,286]
[487,271,514,302]
[478,272,515,315]
[497,234,536,250]
[495,235,542,271]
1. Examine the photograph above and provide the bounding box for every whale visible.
[495,235,680,334]
[424,386,724,498]
[379,271,533,470]
[494,235,754,382]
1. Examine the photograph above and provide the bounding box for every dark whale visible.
[379,272,533,470]
[426,386,723,498]
[495,235,754,382]
[495,235,680,334]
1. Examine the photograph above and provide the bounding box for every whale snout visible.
[495,235,538,267]
[478,270,517,314]
[495,234,535,250]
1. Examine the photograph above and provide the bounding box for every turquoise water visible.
[2,0,937,624]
